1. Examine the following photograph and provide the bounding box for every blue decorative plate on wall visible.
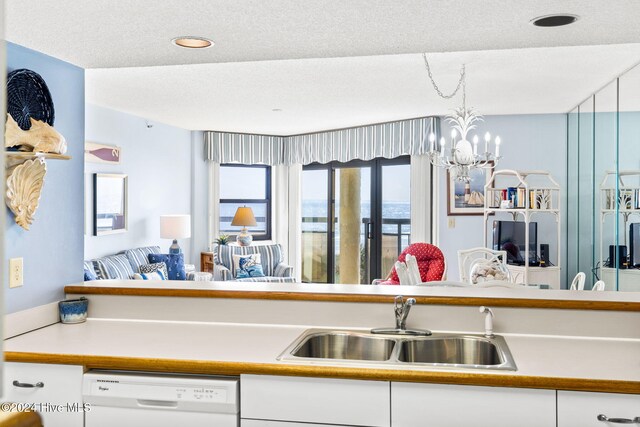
[7,68,55,131]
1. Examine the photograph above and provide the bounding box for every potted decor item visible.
[58,297,89,324]
[215,234,230,246]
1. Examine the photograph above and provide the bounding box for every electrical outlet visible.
[9,257,23,288]
[448,218,456,229]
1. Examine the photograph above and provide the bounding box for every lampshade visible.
[231,206,257,227]
[160,214,191,239]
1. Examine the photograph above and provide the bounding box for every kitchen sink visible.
[397,337,504,367]
[291,332,395,361]
[278,329,517,371]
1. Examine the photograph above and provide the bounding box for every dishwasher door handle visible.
[137,399,179,409]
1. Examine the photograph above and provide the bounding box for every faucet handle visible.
[394,295,404,314]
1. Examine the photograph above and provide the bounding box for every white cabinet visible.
[4,362,84,427]
[507,265,561,289]
[557,391,640,426]
[241,375,390,427]
[392,382,556,427]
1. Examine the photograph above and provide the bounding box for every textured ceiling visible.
[6,0,640,133]
[7,0,640,69]
[85,45,640,134]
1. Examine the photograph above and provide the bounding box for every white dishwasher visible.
[83,370,239,427]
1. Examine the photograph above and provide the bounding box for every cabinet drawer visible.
[4,362,84,427]
[392,383,555,427]
[241,375,390,427]
[558,391,640,427]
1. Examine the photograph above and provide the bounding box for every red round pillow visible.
[384,243,446,285]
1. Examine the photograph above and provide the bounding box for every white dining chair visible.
[457,247,509,284]
[592,280,606,291]
[569,272,586,290]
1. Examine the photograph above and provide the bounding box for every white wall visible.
[84,104,193,262]
[437,114,567,283]
[191,130,211,266]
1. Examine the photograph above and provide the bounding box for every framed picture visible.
[85,141,121,164]
[447,162,494,216]
[93,173,128,236]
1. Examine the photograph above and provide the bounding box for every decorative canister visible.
[58,297,89,324]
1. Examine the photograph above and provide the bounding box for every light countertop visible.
[5,319,640,393]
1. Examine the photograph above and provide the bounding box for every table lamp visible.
[160,214,191,254]
[231,206,257,246]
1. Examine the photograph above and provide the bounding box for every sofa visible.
[214,243,295,283]
[84,246,199,281]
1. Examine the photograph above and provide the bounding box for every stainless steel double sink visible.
[278,329,517,371]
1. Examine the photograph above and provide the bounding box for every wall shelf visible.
[4,150,72,231]
[5,151,72,161]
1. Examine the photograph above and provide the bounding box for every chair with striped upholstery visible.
[215,244,295,283]
[91,254,136,280]
[123,246,162,274]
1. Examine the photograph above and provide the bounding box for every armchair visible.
[214,243,296,283]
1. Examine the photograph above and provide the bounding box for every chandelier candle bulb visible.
[429,132,436,152]
[439,137,446,157]
[495,136,501,157]
[484,132,491,153]
[473,135,479,155]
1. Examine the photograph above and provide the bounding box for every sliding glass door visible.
[301,157,411,284]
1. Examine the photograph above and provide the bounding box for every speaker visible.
[540,244,550,267]
[608,245,628,268]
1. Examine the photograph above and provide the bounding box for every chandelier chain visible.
[422,53,466,109]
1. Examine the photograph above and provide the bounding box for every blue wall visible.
[5,42,85,313]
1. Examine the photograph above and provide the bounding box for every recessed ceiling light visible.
[272,108,283,112]
[172,36,214,49]
[531,14,578,27]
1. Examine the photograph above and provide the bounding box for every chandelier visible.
[422,53,502,182]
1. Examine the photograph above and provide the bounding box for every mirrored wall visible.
[567,62,640,291]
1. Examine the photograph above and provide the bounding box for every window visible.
[219,165,271,241]
[301,157,411,284]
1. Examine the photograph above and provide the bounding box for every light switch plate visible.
[9,257,23,288]
[448,218,456,229]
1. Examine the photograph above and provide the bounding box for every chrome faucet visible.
[371,295,431,336]
[394,295,416,330]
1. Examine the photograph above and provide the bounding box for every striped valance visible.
[204,132,285,165]
[204,117,437,166]
[285,117,436,165]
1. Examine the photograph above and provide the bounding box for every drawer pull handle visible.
[597,414,640,424]
[12,380,44,389]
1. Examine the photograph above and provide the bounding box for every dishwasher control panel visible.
[83,371,239,413]
[91,382,229,403]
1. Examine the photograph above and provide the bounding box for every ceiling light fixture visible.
[422,54,502,183]
[531,14,578,27]
[171,36,214,49]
